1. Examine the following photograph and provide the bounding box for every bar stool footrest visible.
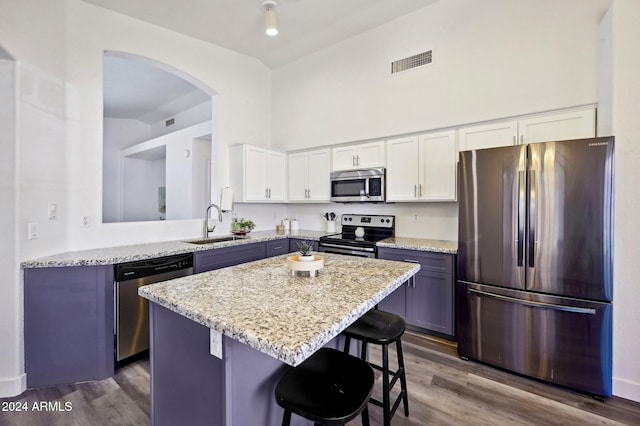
[370,389,407,419]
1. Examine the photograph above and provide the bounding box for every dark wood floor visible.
[1,332,639,425]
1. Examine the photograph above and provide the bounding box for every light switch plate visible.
[48,202,57,220]
[28,222,38,239]
[210,329,222,359]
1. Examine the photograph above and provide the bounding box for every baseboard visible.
[0,372,26,398]
[613,377,640,403]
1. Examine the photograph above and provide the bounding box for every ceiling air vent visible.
[165,118,175,127]
[391,50,432,74]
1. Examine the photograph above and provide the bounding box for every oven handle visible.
[319,245,376,258]
[319,243,375,252]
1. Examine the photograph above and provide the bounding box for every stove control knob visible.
[380,218,384,223]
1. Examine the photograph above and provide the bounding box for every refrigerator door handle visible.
[517,171,526,266]
[528,169,537,268]
[467,287,596,315]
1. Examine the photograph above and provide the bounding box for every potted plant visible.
[232,218,255,235]
[296,240,315,261]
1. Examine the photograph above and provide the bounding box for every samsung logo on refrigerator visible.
[589,142,609,147]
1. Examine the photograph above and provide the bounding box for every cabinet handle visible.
[265,188,269,199]
[513,135,516,145]
[352,155,356,167]
[356,155,360,166]
[414,184,417,197]
[403,259,420,263]
[418,184,422,197]
[272,246,283,250]
[307,189,310,199]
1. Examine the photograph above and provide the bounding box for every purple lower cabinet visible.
[24,266,115,388]
[149,303,341,426]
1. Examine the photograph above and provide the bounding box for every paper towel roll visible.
[220,187,233,212]
[290,219,299,232]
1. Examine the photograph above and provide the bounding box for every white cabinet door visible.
[244,145,268,201]
[332,146,357,171]
[306,149,330,201]
[386,136,420,201]
[287,152,308,201]
[288,149,330,202]
[458,121,518,151]
[518,108,596,144]
[331,141,385,170]
[230,144,286,202]
[419,130,457,201]
[266,150,286,201]
[356,141,385,168]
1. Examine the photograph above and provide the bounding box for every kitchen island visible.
[138,253,420,426]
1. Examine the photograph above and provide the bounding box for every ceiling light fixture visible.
[262,1,278,36]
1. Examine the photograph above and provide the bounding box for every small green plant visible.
[297,240,313,256]
[232,218,255,232]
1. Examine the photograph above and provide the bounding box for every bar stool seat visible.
[275,347,374,426]
[343,309,409,426]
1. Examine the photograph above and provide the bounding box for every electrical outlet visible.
[48,202,57,220]
[28,222,39,239]
[413,213,419,221]
[80,215,90,227]
[210,329,222,359]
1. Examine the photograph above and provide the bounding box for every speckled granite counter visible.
[377,236,457,254]
[138,253,420,367]
[21,230,330,268]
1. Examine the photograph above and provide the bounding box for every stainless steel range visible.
[318,214,394,258]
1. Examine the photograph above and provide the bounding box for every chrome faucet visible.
[204,203,223,238]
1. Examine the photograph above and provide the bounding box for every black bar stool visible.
[275,347,374,426]
[343,309,409,426]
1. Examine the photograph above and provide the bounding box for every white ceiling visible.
[84,0,438,68]
[103,53,211,124]
[96,0,438,123]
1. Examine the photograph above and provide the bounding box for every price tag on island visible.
[210,329,222,359]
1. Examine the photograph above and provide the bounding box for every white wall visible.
[102,117,151,222]
[600,0,640,403]
[272,0,611,150]
[0,54,23,397]
[60,0,271,249]
[0,0,272,397]
[287,203,457,241]
[271,0,640,402]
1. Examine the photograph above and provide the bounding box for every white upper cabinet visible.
[386,136,420,200]
[419,131,457,201]
[331,140,385,171]
[386,130,457,202]
[230,144,287,202]
[458,107,596,151]
[288,148,331,202]
[458,121,518,151]
[518,108,596,144]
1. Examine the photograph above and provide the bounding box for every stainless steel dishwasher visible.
[115,253,193,362]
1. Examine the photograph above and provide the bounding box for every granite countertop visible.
[21,230,331,268]
[138,253,420,366]
[377,236,457,254]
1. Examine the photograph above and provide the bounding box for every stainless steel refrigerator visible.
[457,137,614,398]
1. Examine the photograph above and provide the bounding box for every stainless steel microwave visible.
[330,167,385,202]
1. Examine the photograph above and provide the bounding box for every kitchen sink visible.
[184,236,245,245]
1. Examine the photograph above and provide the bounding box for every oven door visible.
[318,242,376,258]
